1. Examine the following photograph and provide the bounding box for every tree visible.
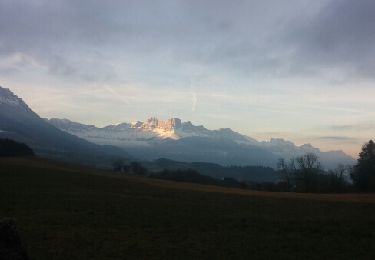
[130,161,148,175]
[277,154,353,193]
[328,164,351,193]
[112,159,125,172]
[295,153,321,192]
[351,140,375,191]
[278,153,322,192]
[277,158,295,191]
[295,153,321,171]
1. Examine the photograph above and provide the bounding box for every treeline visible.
[151,169,219,185]
[154,158,277,182]
[113,139,375,193]
[276,153,351,193]
[112,160,148,175]
[0,139,34,157]
[112,159,247,188]
[277,140,375,192]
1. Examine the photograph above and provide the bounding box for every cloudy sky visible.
[1,0,375,157]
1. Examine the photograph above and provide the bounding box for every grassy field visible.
[1,158,375,259]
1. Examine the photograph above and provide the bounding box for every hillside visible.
[0,87,128,167]
[1,158,375,259]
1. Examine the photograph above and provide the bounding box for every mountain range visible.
[48,116,355,169]
[0,85,355,169]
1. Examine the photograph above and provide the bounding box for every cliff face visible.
[142,117,182,131]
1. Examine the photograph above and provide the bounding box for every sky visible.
[1,0,375,157]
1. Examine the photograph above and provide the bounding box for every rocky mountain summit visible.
[48,117,355,169]
[48,117,257,145]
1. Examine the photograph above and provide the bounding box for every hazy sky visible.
[1,0,375,157]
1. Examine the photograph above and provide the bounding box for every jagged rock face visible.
[0,87,30,111]
[165,118,182,129]
[0,87,19,106]
[140,117,182,131]
[145,117,159,128]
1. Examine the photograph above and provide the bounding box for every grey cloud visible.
[46,54,118,82]
[286,0,375,78]
[1,0,375,83]
[315,136,359,143]
[328,124,375,132]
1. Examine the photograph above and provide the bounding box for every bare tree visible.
[292,153,322,192]
[295,153,320,170]
[278,154,353,193]
[277,158,296,191]
[328,164,351,192]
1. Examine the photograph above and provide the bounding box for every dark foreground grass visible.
[1,158,375,260]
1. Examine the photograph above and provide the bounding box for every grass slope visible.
[1,158,375,259]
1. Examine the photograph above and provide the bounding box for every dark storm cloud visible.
[0,0,375,81]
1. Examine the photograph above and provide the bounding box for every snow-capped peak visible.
[47,116,355,168]
[47,117,254,146]
[0,86,31,110]
[0,87,21,106]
